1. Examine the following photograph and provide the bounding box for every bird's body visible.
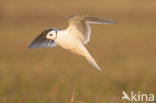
[55,30,79,51]
[28,14,116,71]
[55,29,101,70]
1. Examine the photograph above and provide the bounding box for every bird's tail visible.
[85,53,101,71]
[78,45,101,71]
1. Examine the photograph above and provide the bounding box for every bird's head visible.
[46,28,59,40]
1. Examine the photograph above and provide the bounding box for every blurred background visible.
[0,0,156,103]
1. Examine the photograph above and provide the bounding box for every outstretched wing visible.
[66,14,116,44]
[28,28,58,49]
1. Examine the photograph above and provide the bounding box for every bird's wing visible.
[66,14,116,44]
[28,28,58,49]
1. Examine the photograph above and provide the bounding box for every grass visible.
[0,0,156,103]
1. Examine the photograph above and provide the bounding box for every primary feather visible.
[28,28,58,48]
[67,14,116,44]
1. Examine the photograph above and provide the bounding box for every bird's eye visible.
[49,34,53,36]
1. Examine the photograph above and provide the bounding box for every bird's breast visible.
[55,31,81,51]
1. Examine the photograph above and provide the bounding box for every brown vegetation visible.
[0,0,156,103]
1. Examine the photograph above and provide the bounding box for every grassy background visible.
[0,0,156,103]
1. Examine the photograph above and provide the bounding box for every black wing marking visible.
[28,28,58,49]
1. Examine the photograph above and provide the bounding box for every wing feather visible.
[28,28,58,49]
[67,14,116,44]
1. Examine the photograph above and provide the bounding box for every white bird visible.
[28,14,116,71]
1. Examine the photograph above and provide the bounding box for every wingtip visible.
[28,44,33,49]
[96,66,101,71]
[112,21,117,24]
[28,45,31,49]
[109,19,117,24]
[28,44,36,49]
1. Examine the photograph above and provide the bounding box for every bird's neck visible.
[55,30,67,43]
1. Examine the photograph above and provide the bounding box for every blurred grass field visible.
[0,0,156,103]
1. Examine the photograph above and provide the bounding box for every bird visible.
[28,14,116,71]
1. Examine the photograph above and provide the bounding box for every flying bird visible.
[28,14,116,71]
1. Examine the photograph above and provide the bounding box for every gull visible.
[28,14,116,71]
